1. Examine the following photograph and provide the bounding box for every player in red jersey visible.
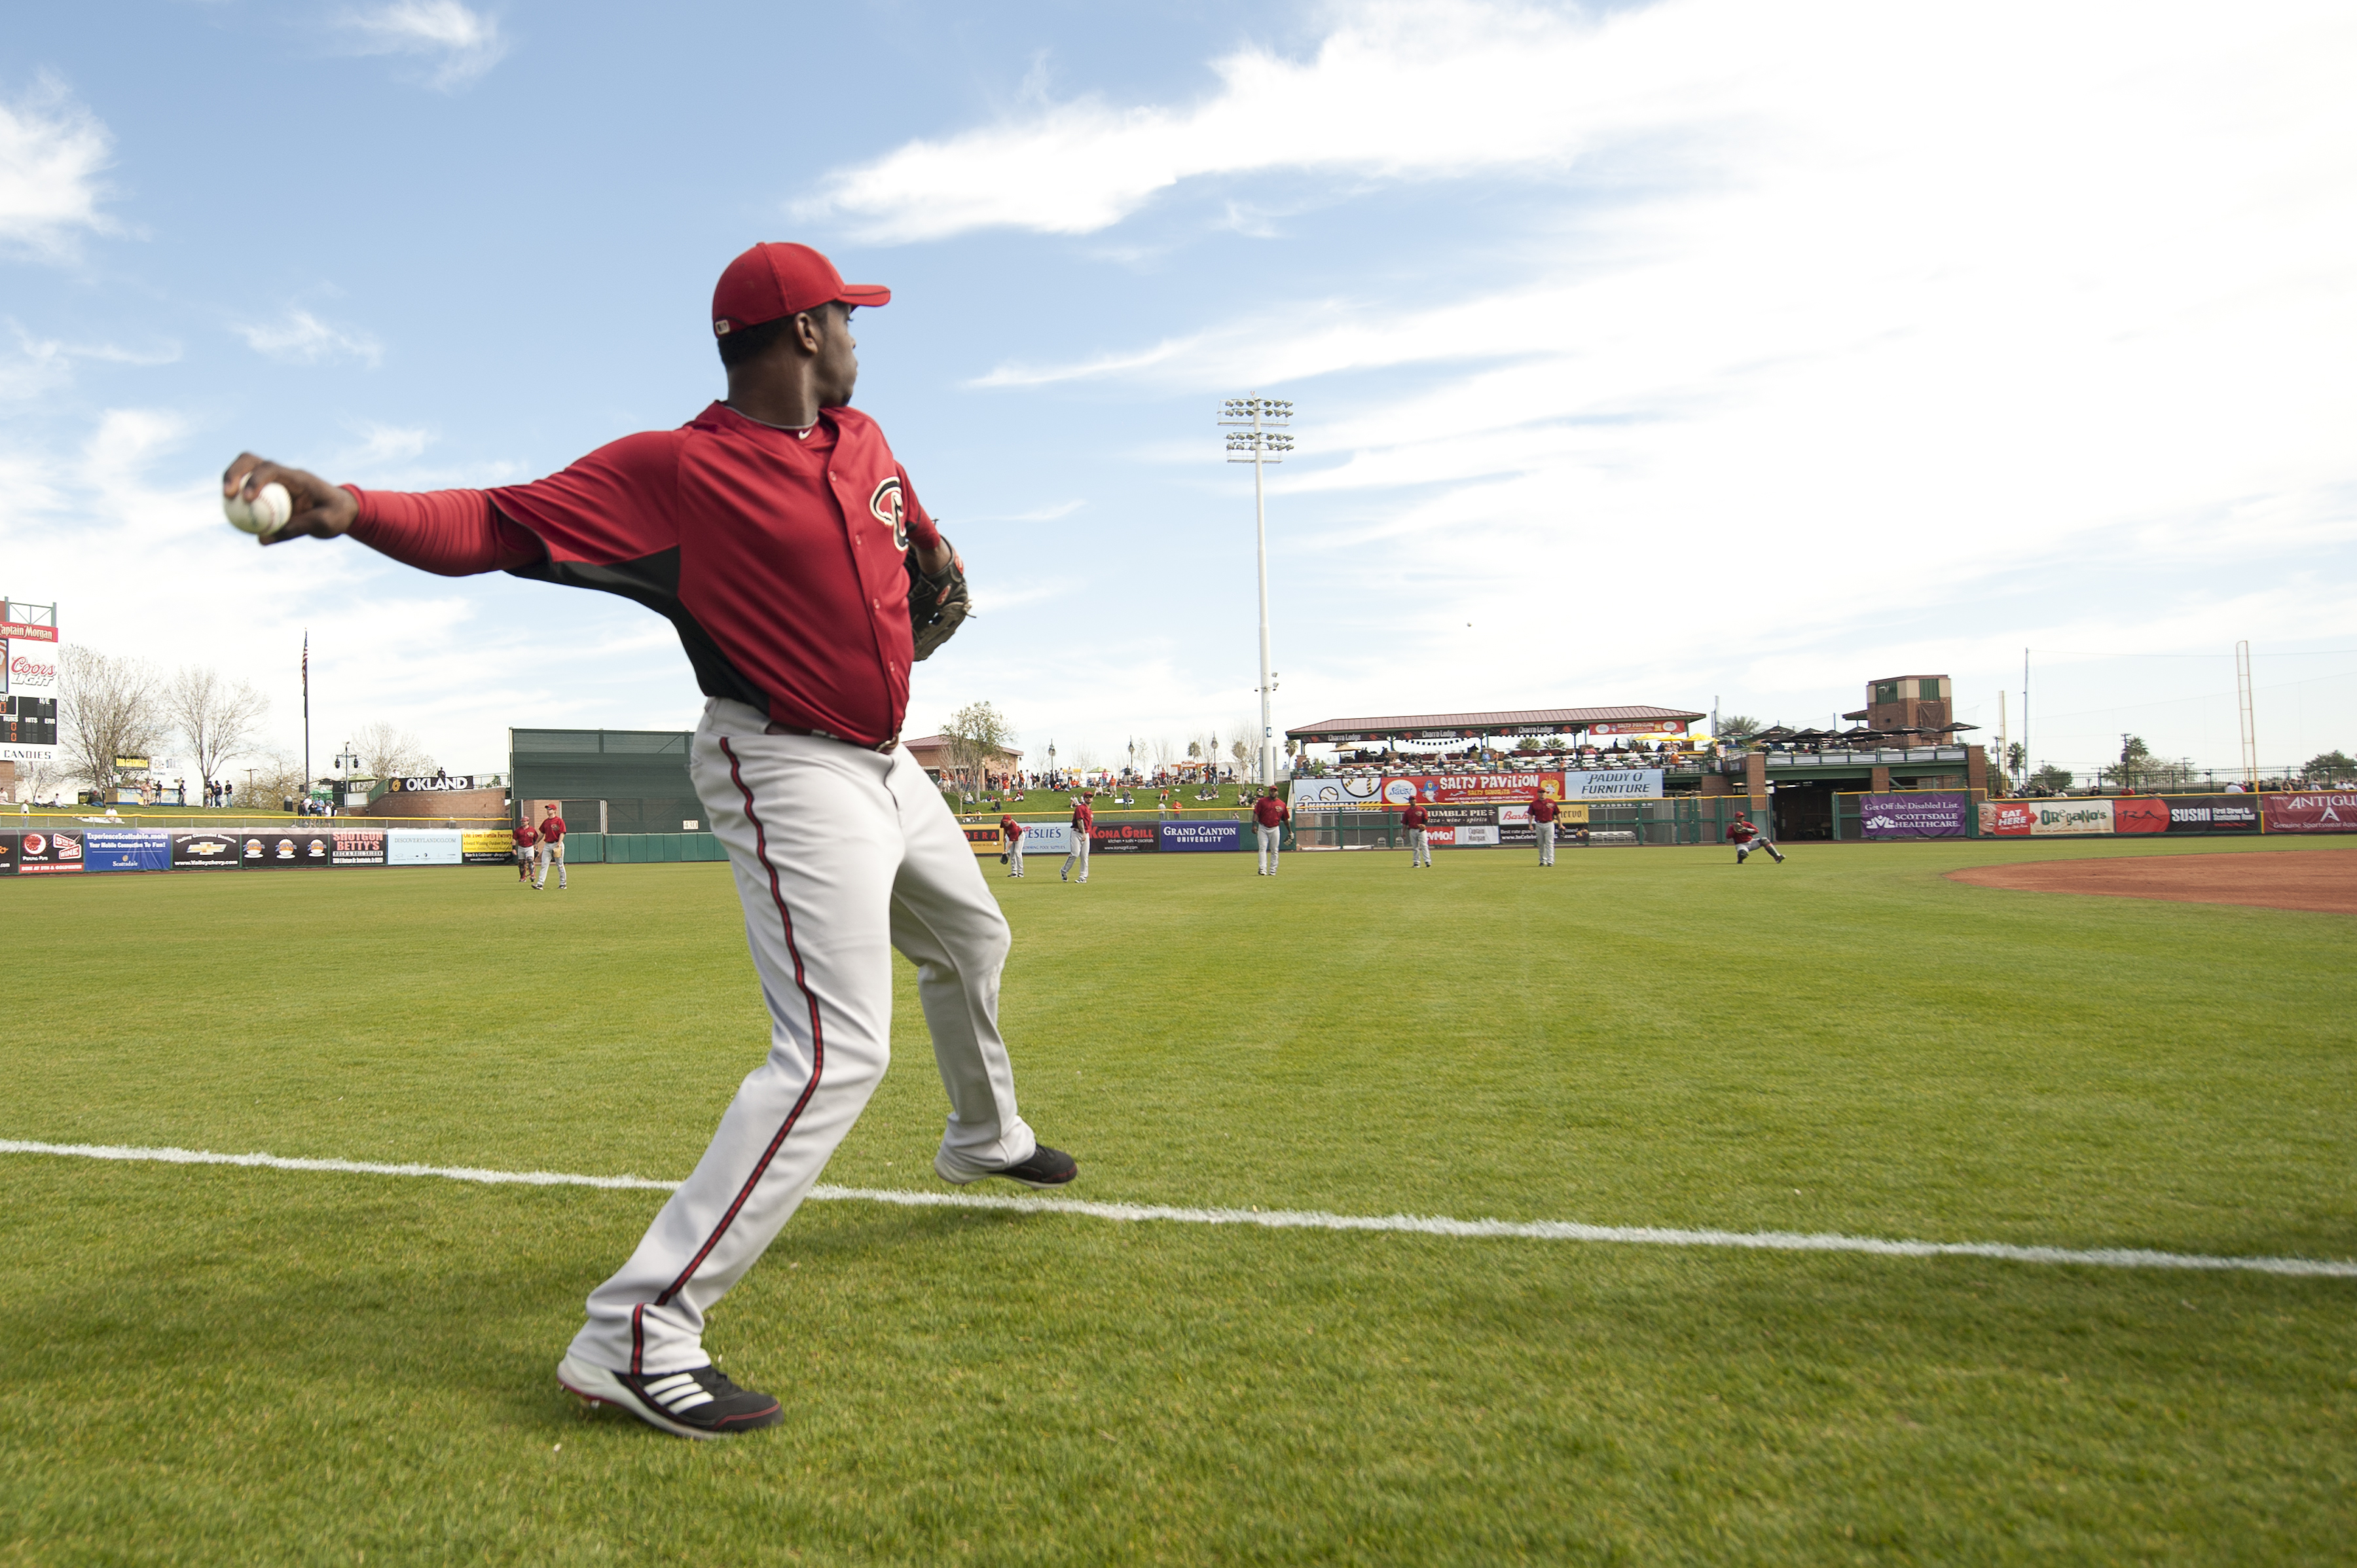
[1728,811,1785,865]
[1528,790,1560,866]
[1062,792,1093,883]
[1399,799,1432,867]
[512,816,538,884]
[999,811,1025,878]
[534,803,569,890]
[223,242,1073,1441]
[1252,787,1290,875]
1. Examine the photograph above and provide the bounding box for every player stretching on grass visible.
[223,241,1075,1440]
[1000,811,1025,878]
[535,802,568,890]
[1728,812,1786,866]
[512,815,538,884]
[1529,790,1559,866]
[1062,792,1093,883]
[1400,799,1432,867]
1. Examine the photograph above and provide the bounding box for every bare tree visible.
[354,720,436,782]
[940,701,1017,794]
[12,752,66,805]
[240,750,310,811]
[164,666,271,788]
[58,646,163,795]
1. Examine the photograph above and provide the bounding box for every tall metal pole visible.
[1252,402,1273,788]
[2235,640,2257,783]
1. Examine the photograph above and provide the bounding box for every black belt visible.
[763,721,899,754]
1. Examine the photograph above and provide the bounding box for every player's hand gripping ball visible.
[224,480,293,536]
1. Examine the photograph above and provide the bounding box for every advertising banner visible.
[1161,820,1243,852]
[171,831,243,870]
[460,830,514,865]
[244,831,335,867]
[386,830,462,866]
[1089,822,1160,854]
[2159,795,2261,833]
[84,830,172,871]
[2030,799,2115,837]
[1860,792,1968,839]
[1588,720,1689,735]
[2261,792,2357,833]
[985,822,1070,856]
[330,830,388,866]
[962,824,1001,858]
[1561,770,1665,801]
[0,833,14,874]
[388,775,479,793]
[17,829,84,873]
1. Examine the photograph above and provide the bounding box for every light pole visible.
[1221,395,1294,787]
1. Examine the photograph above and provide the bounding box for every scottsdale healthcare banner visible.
[1860,793,1967,839]
[2261,791,2357,833]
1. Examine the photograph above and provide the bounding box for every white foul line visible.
[5,1139,2352,1281]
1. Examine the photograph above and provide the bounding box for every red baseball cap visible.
[712,242,890,337]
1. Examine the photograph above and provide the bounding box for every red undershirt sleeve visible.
[344,486,545,576]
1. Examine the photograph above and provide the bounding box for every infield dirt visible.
[1947,846,2357,915]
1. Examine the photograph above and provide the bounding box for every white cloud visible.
[236,308,384,367]
[341,1,509,91]
[0,75,116,258]
[833,0,2357,771]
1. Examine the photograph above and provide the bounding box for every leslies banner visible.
[1859,793,1968,839]
[2261,791,2357,833]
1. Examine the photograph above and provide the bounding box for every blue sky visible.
[4,0,2354,780]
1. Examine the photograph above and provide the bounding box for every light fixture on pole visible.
[1220,395,1294,787]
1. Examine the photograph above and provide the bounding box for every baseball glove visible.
[905,542,972,661]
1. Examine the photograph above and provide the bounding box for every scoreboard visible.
[3,696,57,747]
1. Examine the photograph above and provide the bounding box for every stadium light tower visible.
[1221,395,1294,786]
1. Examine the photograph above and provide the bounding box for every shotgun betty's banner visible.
[1859,793,1967,839]
[2261,792,2357,833]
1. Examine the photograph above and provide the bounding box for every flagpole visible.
[302,630,311,811]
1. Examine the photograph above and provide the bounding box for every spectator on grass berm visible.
[535,803,568,890]
[1253,787,1289,876]
[1401,799,1432,869]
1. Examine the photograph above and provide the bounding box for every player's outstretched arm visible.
[223,454,357,545]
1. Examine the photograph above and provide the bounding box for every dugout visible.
[509,728,704,834]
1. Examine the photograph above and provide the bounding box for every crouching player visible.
[1000,811,1025,878]
[1728,812,1785,865]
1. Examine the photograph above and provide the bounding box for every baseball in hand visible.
[225,480,293,536]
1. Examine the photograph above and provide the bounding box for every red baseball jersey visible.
[1000,816,1023,841]
[344,403,942,748]
[1252,796,1288,828]
[1071,800,1093,831]
[539,815,567,843]
[1400,803,1429,829]
[1529,795,1559,824]
[1727,820,1757,843]
[513,823,538,847]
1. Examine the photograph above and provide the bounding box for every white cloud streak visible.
[0,75,116,259]
[340,1,509,91]
[236,308,384,367]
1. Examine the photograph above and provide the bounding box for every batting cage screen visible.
[509,727,704,833]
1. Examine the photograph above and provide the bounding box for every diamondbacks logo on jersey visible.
[869,477,908,551]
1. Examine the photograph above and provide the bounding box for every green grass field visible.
[3,837,2352,1564]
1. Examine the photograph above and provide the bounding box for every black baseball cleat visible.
[557,1355,782,1440]
[934,1144,1079,1190]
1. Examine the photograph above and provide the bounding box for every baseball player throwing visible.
[535,802,568,890]
[223,241,1072,1440]
[1061,792,1093,883]
[1000,811,1025,877]
[1400,799,1432,867]
[1728,811,1786,865]
[1529,790,1560,866]
[1252,787,1289,875]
